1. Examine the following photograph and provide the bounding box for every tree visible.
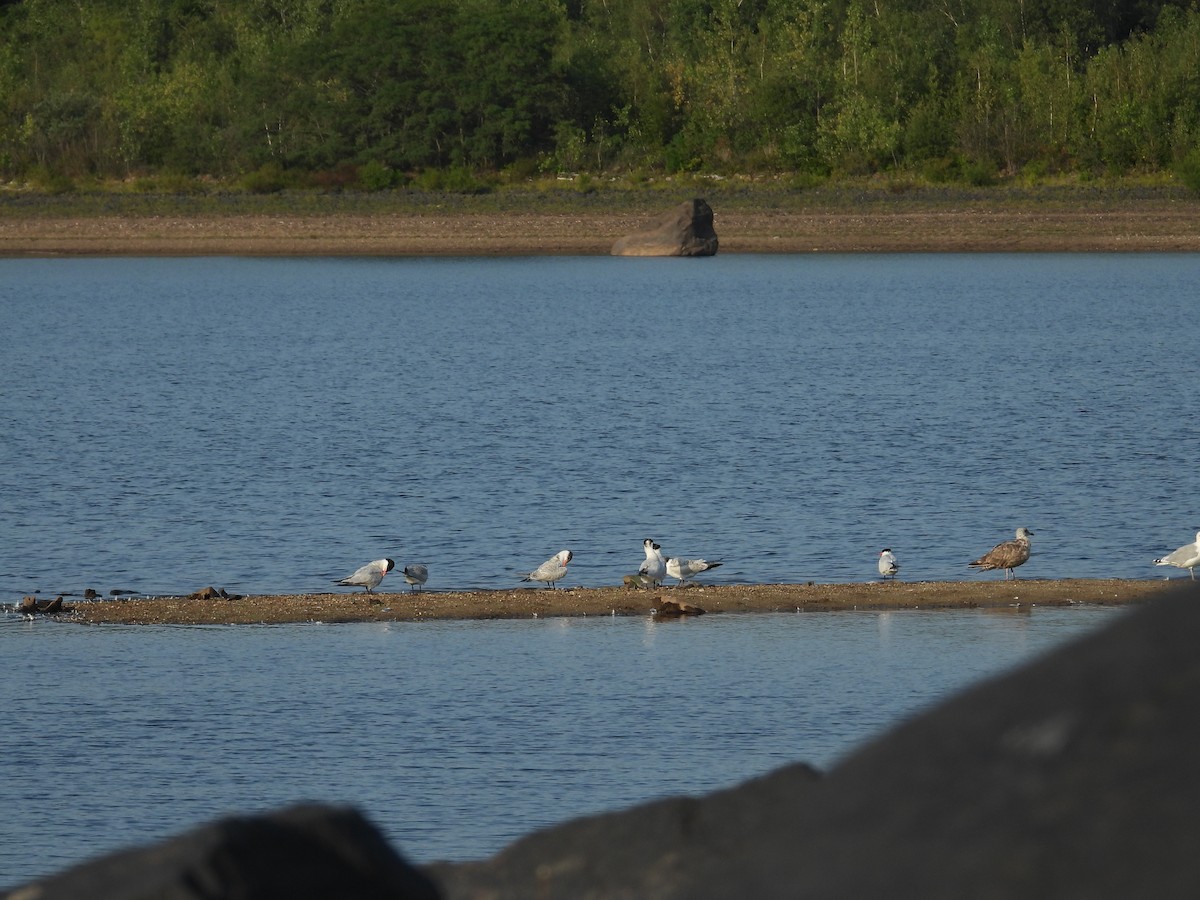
[818,0,901,173]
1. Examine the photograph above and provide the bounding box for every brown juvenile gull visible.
[1153,531,1200,579]
[521,550,573,588]
[968,528,1033,580]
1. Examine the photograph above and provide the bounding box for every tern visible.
[1153,531,1200,579]
[402,564,429,591]
[665,555,722,587]
[522,550,573,588]
[878,549,900,579]
[335,558,395,593]
[968,528,1033,580]
[638,538,666,587]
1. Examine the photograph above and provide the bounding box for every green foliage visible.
[28,165,76,194]
[1177,148,1200,194]
[241,162,288,193]
[356,161,394,192]
[961,157,1000,187]
[272,0,567,172]
[413,166,492,194]
[2,0,1200,187]
[131,172,207,194]
[820,94,901,175]
[920,156,961,184]
[904,95,953,162]
[663,130,704,175]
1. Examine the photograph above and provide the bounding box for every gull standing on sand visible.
[335,558,395,593]
[665,555,723,587]
[1153,531,1200,579]
[402,564,429,591]
[968,528,1033,580]
[639,539,666,587]
[878,548,900,579]
[522,550,573,588]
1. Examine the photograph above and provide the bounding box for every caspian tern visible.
[1153,531,1200,579]
[522,550,573,588]
[878,549,899,579]
[335,558,395,593]
[402,564,429,591]
[665,555,722,587]
[638,538,666,586]
[968,528,1034,580]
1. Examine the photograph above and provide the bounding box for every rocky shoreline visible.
[22,578,1179,625]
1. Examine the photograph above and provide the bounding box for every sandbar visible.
[56,578,1178,625]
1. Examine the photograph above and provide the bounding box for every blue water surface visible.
[2,254,1197,595]
[0,604,1124,886]
[0,253,1179,887]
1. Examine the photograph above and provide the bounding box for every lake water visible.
[0,253,1194,887]
[0,604,1124,887]
[2,255,1199,596]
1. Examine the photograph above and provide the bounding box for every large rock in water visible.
[6,805,440,900]
[611,198,718,256]
[431,582,1200,899]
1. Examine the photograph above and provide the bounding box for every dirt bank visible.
[54,578,1178,625]
[3,198,1199,256]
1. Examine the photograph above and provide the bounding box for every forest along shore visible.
[3,192,1200,256]
[53,579,1180,625]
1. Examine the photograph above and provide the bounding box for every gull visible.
[638,538,666,587]
[968,528,1033,580]
[665,555,722,587]
[522,550,573,589]
[402,564,429,591]
[878,548,900,579]
[1153,531,1200,579]
[335,558,394,593]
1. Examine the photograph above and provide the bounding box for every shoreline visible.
[34,579,1181,625]
[3,194,1200,256]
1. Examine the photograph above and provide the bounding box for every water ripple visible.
[1,254,1198,596]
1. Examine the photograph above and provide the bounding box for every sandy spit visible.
[53,579,1179,626]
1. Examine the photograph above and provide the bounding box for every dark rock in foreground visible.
[610,198,718,256]
[432,583,1200,898]
[6,805,440,900]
